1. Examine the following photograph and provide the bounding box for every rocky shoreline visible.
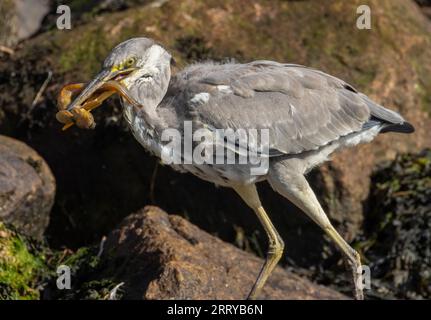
[1,135,429,299]
[1,0,430,300]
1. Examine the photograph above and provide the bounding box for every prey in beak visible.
[56,67,140,130]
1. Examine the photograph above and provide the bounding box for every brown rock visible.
[0,135,55,239]
[104,206,346,300]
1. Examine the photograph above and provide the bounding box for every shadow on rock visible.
[47,206,346,300]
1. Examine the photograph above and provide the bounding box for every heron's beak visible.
[66,67,137,111]
[56,66,140,130]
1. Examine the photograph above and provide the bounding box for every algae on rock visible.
[0,223,46,299]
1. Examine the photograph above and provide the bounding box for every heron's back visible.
[159,61,413,154]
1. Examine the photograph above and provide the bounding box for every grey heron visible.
[56,37,414,300]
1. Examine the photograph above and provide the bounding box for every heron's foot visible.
[247,291,256,300]
[346,251,364,300]
[246,238,284,300]
[233,185,284,302]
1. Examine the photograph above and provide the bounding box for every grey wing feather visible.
[173,61,408,155]
[358,93,403,123]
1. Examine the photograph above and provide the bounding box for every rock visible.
[416,0,431,19]
[0,0,430,266]
[0,0,49,47]
[361,149,431,299]
[102,206,346,300]
[0,221,48,299]
[309,149,431,299]
[0,1,15,48]
[416,0,431,6]
[0,135,55,239]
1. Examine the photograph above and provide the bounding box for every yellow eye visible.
[125,57,136,68]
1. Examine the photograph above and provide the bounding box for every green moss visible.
[414,79,431,115]
[352,68,377,91]
[57,27,111,76]
[410,34,431,115]
[0,0,15,45]
[71,278,122,300]
[62,247,100,271]
[49,245,125,300]
[63,0,98,15]
[360,149,431,299]
[0,223,45,300]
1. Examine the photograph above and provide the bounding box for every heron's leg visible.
[233,184,284,300]
[267,166,364,300]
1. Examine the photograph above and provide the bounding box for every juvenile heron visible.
[57,37,414,300]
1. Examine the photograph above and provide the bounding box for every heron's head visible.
[66,37,173,111]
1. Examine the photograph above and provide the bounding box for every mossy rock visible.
[306,149,431,299]
[0,221,122,300]
[360,149,431,299]
[0,222,46,299]
[45,245,125,300]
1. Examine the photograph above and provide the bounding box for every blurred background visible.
[0,0,430,300]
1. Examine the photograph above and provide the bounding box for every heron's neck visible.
[122,61,172,156]
[125,60,171,129]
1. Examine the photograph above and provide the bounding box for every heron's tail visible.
[359,93,415,134]
[379,121,415,134]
